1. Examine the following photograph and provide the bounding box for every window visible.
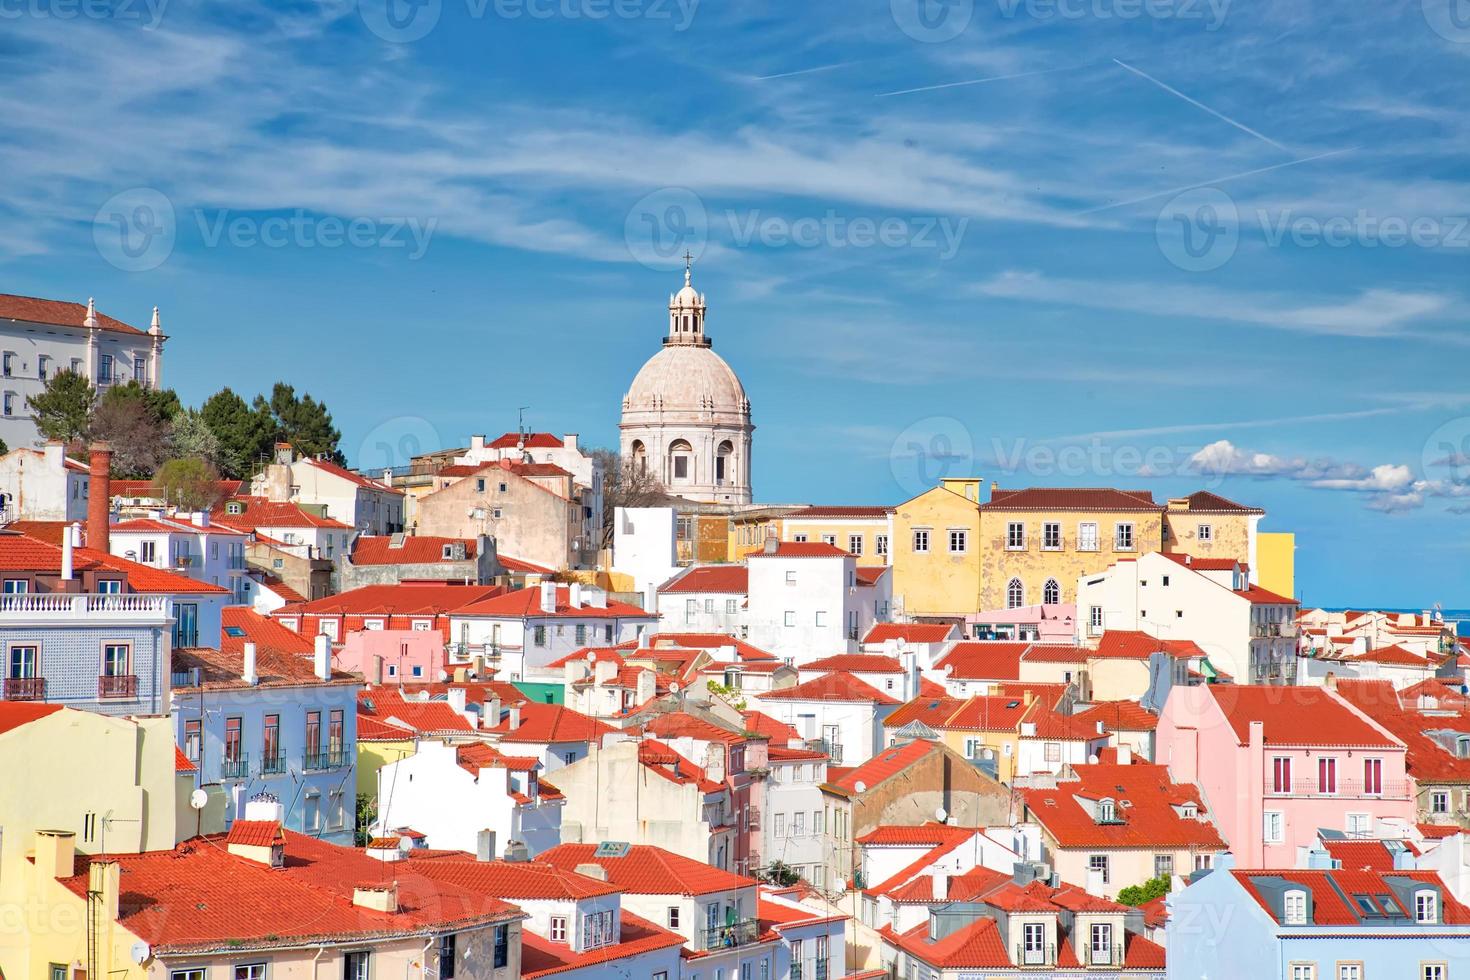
[1088,854,1109,884]
[1090,922,1111,960]
[493,925,509,968]
[329,709,344,751]
[173,602,199,647]
[785,570,797,584]
[533,625,547,646]
[576,624,587,644]
[1044,741,1062,763]
[96,579,122,594]
[725,598,737,614]
[7,645,37,680]
[1022,922,1044,963]
[1284,890,1307,924]
[1289,965,1316,980]
[1006,521,1025,549]
[1198,523,1213,542]
[784,611,795,627]
[774,813,785,837]
[184,719,201,760]
[1272,756,1293,794]
[793,533,808,543]
[1078,522,1098,551]
[582,910,616,949]
[1424,965,1447,980]
[99,354,114,383]
[820,534,836,546]
[1042,521,1061,550]
[848,534,863,555]
[912,529,929,553]
[1042,578,1060,605]
[102,643,129,677]
[1089,605,1103,630]
[172,972,206,980]
[603,624,613,643]
[948,529,967,553]
[1154,854,1174,878]
[437,935,456,979]
[875,534,888,556]
[1363,757,1382,795]
[1416,890,1439,923]
[1098,799,1116,823]
[1114,522,1134,550]
[1433,790,1450,814]
[814,611,826,627]
[1336,964,1362,980]
[550,915,567,941]
[1264,811,1284,843]
[37,355,49,380]
[667,907,680,929]
[1006,578,1023,609]
[1318,756,1337,795]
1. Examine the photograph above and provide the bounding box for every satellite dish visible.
[935,807,948,822]
[189,789,208,811]
[130,941,151,964]
[854,781,867,794]
[981,748,995,760]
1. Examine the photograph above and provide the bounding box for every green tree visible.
[153,457,227,512]
[90,391,170,478]
[103,379,181,423]
[757,861,801,887]
[200,387,278,478]
[354,793,378,847]
[1117,875,1172,907]
[27,371,95,443]
[269,382,343,463]
[167,408,223,466]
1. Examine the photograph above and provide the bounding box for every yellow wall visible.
[890,483,983,618]
[975,508,1165,609]
[1256,532,1296,598]
[780,518,889,566]
[937,727,1020,783]
[1162,507,1253,564]
[357,738,416,798]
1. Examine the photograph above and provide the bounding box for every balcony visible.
[98,674,138,699]
[698,917,760,951]
[806,739,843,765]
[0,593,172,624]
[261,753,288,775]
[3,676,45,701]
[1252,622,1298,638]
[171,668,201,688]
[304,746,350,771]
[1015,943,1056,967]
[221,755,249,780]
[1264,777,1411,800]
[747,805,761,831]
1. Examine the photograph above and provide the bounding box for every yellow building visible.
[1161,491,1262,564]
[890,479,985,618]
[1256,531,1296,598]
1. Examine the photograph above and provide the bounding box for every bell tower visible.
[666,252,710,347]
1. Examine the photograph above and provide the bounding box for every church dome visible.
[624,343,748,419]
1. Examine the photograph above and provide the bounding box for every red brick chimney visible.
[87,443,112,553]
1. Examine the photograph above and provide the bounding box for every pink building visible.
[334,628,446,683]
[1156,685,1413,868]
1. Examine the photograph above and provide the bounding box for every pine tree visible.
[269,382,344,464]
[27,370,96,443]
[200,387,278,478]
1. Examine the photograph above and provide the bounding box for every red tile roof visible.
[541,843,757,896]
[743,709,802,744]
[455,585,655,620]
[350,535,478,565]
[1094,631,1206,660]
[521,910,685,977]
[802,653,905,674]
[1234,868,1470,925]
[751,541,851,558]
[1213,685,1401,749]
[225,820,286,847]
[482,702,615,744]
[659,565,749,594]
[456,741,540,774]
[782,506,892,519]
[499,554,556,575]
[649,633,778,660]
[59,830,521,952]
[1020,644,1091,664]
[1161,553,1243,572]
[174,745,196,773]
[1320,838,1418,872]
[828,739,938,793]
[856,823,975,846]
[0,702,64,735]
[863,623,957,645]
[1349,644,1432,667]
[935,642,1030,680]
[283,583,503,617]
[0,532,230,594]
[487,432,567,449]
[172,642,355,691]
[880,919,1011,969]
[303,457,401,494]
[110,517,247,536]
[855,566,888,586]
[1172,490,1264,515]
[358,689,474,735]
[758,671,899,705]
[1021,762,1222,849]
[0,293,144,334]
[1235,584,1298,606]
[1069,700,1159,733]
[221,606,314,656]
[211,497,354,530]
[983,487,1160,512]
[1333,680,1470,785]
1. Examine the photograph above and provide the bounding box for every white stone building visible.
[0,294,166,449]
[458,431,604,542]
[620,265,753,504]
[0,442,90,522]
[746,541,891,665]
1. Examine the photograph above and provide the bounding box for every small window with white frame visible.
[1415,889,1439,923]
[848,534,863,555]
[1197,523,1212,542]
[1042,521,1061,550]
[1078,522,1098,551]
[1284,889,1307,924]
[1288,965,1316,980]
[948,529,967,553]
[912,529,929,553]
[1114,522,1135,551]
[875,534,888,556]
[1006,521,1025,550]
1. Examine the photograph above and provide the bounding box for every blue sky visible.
[1,0,1468,606]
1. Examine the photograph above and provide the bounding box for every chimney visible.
[901,651,919,702]
[476,829,497,861]
[576,862,609,882]
[990,480,999,494]
[87,443,112,553]
[32,830,76,880]
[932,870,948,901]
[508,705,521,731]
[192,510,210,527]
[635,668,656,707]
[569,582,582,608]
[486,696,502,727]
[314,633,331,681]
[372,654,384,685]
[1116,745,1132,765]
[43,440,64,470]
[89,859,121,922]
[764,537,778,555]
[61,523,74,581]
[447,686,468,716]
[540,581,557,614]
[273,442,293,465]
[353,883,399,913]
[564,433,579,452]
[470,434,486,452]
[242,642,258,686]
[594,657,617,686]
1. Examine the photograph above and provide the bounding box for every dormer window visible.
[1182,803,1198,819]
[442,544,454,560]
[1456,736,1470,759]
[1097,798,1117,824]
[1416,890,1439,923]
[1284,889,1307,925]
[226,500,244,515]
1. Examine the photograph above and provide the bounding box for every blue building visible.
[171,608,360,844]
[1167,862,1470,979]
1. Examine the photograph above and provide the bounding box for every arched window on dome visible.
[716,440,734,485]
[1006,578,1024,609]
[668,439,693,483]
[1042,578,1060,605]
[630,440,647,475]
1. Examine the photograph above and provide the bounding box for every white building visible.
[752,671,902,767]
[1075,551,1298,685]
[656,564,748,634]
[762,744,835,889]
[374,738,563,857]
[251,444,405,535]
[0,442,89,523]
[458,431,604,545]
[620,265,753,505]
[611,506,681,609]
[746,541,890,665]
[212,496,356,561]
[0,294,166,449]
[109,514,250,603]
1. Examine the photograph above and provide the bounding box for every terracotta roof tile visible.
[0,702,64,735]
[802,653,904,674]
[0,293,144,334]
[659,565,749,594]
[521,910,685,977]
[283,583,503,617]
[455,585,654,620]
[482,702,615,744]
[1021,762,1222,849]
[358,689,474,735]
[1234,868,1470,925]
[759,671,899,705]
[828,739,938,793]
[1094,630,1206,660]
[1213,685,1401,749]
[350,536,478,565]
[750,541,850,558]
[211,497,353,531]
[935,642,1030,681]
[541,843,757,896]
[863,623,957,644]
[982,487,1160,512]
[782,506,892,519]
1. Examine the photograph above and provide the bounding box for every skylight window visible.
[224,626,247,637]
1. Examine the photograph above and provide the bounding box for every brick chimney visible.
[87,442,112,552]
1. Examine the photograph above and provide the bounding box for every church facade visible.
[620,266,753,505]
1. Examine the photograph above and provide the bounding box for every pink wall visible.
[334,629,445,683]
[1157,686,1413,868]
